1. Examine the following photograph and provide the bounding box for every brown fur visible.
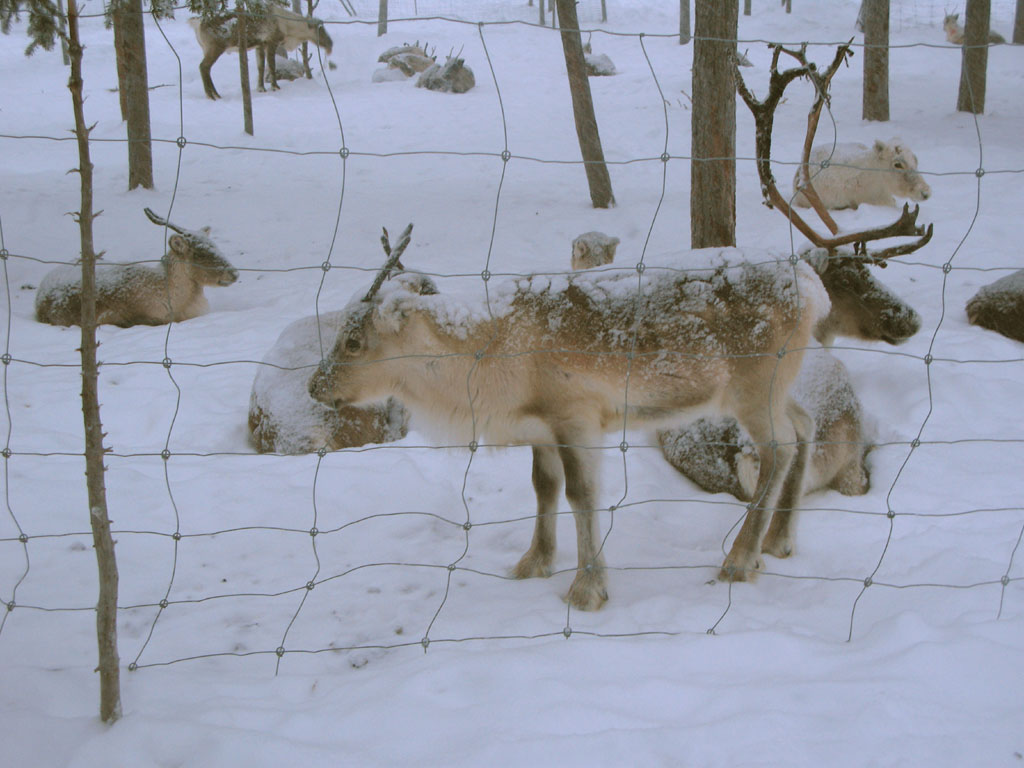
[189,8,333,100]
[35,223,237,328]
[309,258,829,609]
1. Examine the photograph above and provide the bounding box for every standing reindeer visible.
[189,6,333,100]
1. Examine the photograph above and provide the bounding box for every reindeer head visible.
[145,207,238,287]
[810,251,921,345]
[735,43,932,342]
[875,139,931,203]
[309,224,437,409]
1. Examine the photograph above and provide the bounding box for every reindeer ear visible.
[201,226,212,236]
[397,273,438,296]
[873,139,888,156]
[168,234,188,254]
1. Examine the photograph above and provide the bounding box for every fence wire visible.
[1,3,1022,679]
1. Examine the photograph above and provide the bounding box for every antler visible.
[735,42,933,263]
[143,207,188,235]
[362,223,413,303]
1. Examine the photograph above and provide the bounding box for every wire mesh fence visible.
[0,0,1022,695]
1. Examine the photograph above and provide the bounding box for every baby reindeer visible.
[35,208,238,327]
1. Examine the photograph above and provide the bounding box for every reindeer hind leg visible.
[762,400,812,559]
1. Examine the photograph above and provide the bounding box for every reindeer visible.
[189,7,333,100]
[308,44,931,611]
[943,12,1005,45]
[35,209,238,327]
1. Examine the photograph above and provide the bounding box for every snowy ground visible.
[1,1,1023,765]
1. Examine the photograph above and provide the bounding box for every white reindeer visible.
[35,208,238,328]
[792,140,932,211]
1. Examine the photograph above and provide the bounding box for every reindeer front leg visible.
[558,433,608,611]
[513,445,563,579]
[256,44,267,92]
[720,406,798,581]
[761,401,813,559]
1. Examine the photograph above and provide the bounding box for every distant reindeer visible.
[36,209,238,328]
[943,12,1005,45]
[189,6,333,100]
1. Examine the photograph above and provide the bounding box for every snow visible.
[2,1,1023,766]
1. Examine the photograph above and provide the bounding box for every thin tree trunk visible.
[679,0,690,43]
[113,0,154,189]
[57,0,70,64]
[691,0,737,248]
[555,0,614,208]
[539,0,545,27]
[601,0,607,23]
[1015,0,1024,44]
[744,0,752,15]
[67,0,122,726]
[377,0,387,36]
[237,2,254,135]
[862,0,889,121]
[957,0,990,113]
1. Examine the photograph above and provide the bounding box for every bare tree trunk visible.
[539,0,545,27]
[377,0,387,36]
[744,0,752,15]
[237,2,254,135]
[67,0,122,726]
[785,0,792,12]
[1014,0,1024,44]
[957,0,990,113]
[862,0,889,121]
[601,0,607,22]
[112,0,154,189]
[691,0,737,248]
[679,0,690,43]
[555,0,614,208]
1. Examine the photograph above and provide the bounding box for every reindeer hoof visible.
[512,551,552,580]
[566,571,608,611]
[718,554,762,583]
[761,536,793,559]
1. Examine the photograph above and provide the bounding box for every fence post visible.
[67,0,122,725]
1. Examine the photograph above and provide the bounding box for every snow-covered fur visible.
[189,7,333,100]
[792,140,932,210]
[248,310,409,454]
[806,248,921,346]
[35,219,237,328]
[943,12,1006,45]
[571,231,620,270]
[416,57,475,93]
[965,269,1024,343]
[661,351,871,505]
[309,254,830,608]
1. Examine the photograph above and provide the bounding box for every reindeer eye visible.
[345,336,362,353]
[893,161,904,170]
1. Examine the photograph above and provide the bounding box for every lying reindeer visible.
[189,7,333,100]
[35,208,238,327]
